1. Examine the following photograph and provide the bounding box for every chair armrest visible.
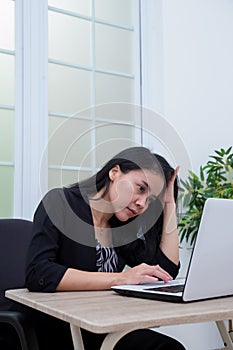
[0,311,39,350]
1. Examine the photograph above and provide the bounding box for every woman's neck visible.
[89,189,113,227]
[89,192,113,247]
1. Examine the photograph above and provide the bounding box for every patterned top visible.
[96,242,118,272]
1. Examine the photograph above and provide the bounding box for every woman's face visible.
[108,165,164,222]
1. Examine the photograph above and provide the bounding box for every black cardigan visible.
[25,187,180,292]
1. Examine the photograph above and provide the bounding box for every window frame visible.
[14,0,48,219]
[14,0,142,219]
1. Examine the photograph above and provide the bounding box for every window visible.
[1,0,141,219]
[47,0,140,190]
[0,0,15,217]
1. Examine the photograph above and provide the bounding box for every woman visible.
[25,147,185,350]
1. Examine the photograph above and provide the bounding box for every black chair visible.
[0,218,39,350]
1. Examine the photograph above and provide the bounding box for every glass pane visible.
[0,166,14,218]
[93,103,140,123]
[48,169,92,189]
[47,0,138,192]
[0,110,14,162]
[48,0,91,16]
[49,11,91,66]
[95,0,134,27]
[0,54,15,106]
[0,0,15,50]
[48,63,91,114]
[48,117,93,168]
[96,24,134,74]
[95,73,135,107]
[95,123,137,166]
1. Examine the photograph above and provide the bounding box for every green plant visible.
[178,146,233,245]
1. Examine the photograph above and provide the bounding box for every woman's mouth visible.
[126,207,138,216]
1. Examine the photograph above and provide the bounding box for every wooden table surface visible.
[6,288,233,334]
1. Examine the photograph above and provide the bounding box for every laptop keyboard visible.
[144,284,185,293]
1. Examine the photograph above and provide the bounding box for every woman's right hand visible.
[118,263,173,285]
[57,264,173,291]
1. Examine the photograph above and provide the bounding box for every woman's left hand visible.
[159,166,180,265]
[163,166,179,205]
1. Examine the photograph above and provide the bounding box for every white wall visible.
[142,0,233,173]
[141,0,233,349]
[163,0,233,173]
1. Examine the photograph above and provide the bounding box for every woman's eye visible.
[138,185,145,193]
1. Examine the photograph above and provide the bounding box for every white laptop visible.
[112,198,233,302]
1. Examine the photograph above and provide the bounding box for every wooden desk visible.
[6,289,233,350]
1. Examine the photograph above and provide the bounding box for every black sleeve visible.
[25,189,68,292]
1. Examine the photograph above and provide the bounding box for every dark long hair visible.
[112,151,179,256]
[71,147,165,198]
[69,147,179,247]
[128,152,179,236]
[153,153,178,202]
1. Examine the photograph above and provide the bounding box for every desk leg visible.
[100,330,135,350]
[216,321,233,350]
[70,324,85,350]
[229,320,233,342]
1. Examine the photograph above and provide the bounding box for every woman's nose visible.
[135,196,147,208]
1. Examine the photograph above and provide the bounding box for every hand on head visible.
[163,166,180,205]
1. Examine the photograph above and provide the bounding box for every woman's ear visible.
[109,165,120,181]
